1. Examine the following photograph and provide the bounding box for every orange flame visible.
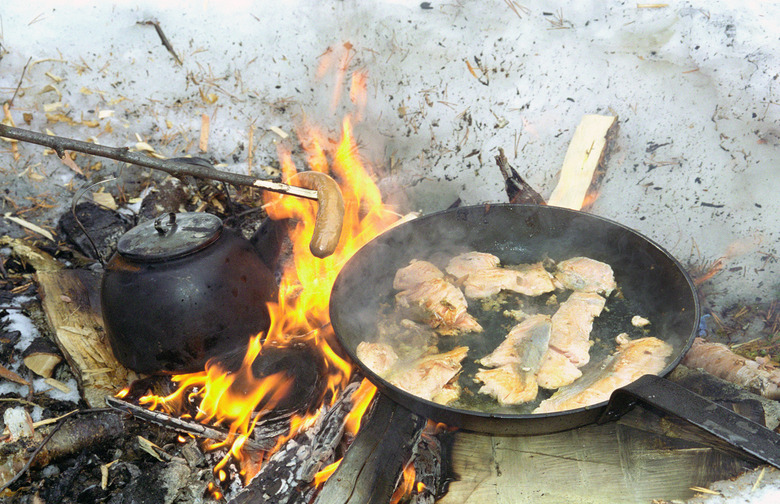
[390,463,417,504]
[135,69,397,488]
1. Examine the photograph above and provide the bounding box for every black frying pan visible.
[330,204,780,467]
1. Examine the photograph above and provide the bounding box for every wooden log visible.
[35,269,131,407]
[314,394,425,504]
[0,411,125,486]
[227,381,360,504]
[547,114,618,211]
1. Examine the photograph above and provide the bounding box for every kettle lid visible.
[117,212,223,262]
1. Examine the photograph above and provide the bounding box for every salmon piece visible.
[533,337,673,413]
[548,292,606,367]
[475,365,538,405]
[554,257,616,295]
[396,278,482,335]
[445,252,500,279]
[478,315,551,368]
[463,262,555,299]
[356,341,399,377]
[393,260,444,290]
[536,348,582,389]
[387,346,469,405]
[476,315,550,405]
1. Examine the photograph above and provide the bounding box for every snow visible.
[2,1,773,315]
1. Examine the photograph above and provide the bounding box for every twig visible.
[0,409,77,493]
[9,57,32,106]
[0,124,318,200]
[139,20,182,65]
[105,396,278,452]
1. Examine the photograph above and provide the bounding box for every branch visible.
[0,124,317,200]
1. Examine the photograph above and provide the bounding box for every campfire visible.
[1,3,780,503]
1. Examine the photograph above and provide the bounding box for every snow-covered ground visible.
[0,1,777,314]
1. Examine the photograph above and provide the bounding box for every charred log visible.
[314,394,425,504]
[228,380,361,504]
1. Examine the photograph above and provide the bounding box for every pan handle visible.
[598,374,780,469]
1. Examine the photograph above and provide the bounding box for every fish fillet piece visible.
[479,314,552,368]
[476,315,550,405]
[356,341,399,377]
[554,257,616,295]
[475,365,538,405]
[386,346,469,405]
[536,348,582,389]
[396,278,482,334]
[393,260,444,290]
[549,292,606,367]
[533,336,673,413]
[463,262,555,299]
[445,252,501,279]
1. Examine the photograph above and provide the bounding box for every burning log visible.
[105,396,283,452]
[314,394,425,504]
[228,380,362,504]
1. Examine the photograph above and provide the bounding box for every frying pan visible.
[330,204,780,467]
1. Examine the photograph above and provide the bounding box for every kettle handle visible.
[287,171,345,258]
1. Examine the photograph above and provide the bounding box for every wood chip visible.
[548,114,618,211]
[137,436,165,461]
[3,213,55,241]
[44,377,72,394]
[59,153,85,176]
[199,113,210,152]
[92,191,117,210]
[270,126,289,139]
[0,364,31,387]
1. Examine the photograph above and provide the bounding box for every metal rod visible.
[0,124,318,200]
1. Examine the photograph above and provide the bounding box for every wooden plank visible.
[547,114,618,210]
[440,408,755,504]
[35,269,132,407]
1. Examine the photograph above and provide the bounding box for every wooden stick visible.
[0,124,318,200]
[104,396,279,452]
[547,114,618,210]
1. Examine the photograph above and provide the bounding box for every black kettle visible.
[101,212,278,374]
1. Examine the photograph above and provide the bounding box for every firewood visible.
[547,114,618,211]
[22,336,62,378]
[682,338,780,400]
[314,394,425,504]
[34,269,131,408]
[105,396,282,452]
[0,411,125,488]
[228,381,361,504]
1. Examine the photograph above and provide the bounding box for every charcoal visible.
[57,201,133,261]
[107,459,190,504]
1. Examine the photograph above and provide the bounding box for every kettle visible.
[101,212,278,374]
